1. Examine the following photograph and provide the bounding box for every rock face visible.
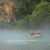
[0,0,16,22]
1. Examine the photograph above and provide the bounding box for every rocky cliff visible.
[0,0,16,22]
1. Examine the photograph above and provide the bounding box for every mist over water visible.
[0,28,50,50]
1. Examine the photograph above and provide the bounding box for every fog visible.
[0,28,50,50]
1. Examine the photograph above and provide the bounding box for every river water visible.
[0,29,50,50]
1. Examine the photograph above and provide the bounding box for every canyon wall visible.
[0,0,16,22]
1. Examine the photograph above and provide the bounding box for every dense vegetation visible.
[14,0,50,29]
[0,0,50,29]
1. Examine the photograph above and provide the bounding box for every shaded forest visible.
[0,0,50,29]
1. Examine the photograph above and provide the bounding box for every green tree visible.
[14,0,33,20]
[29,1,50,28]
[17,1,50,28]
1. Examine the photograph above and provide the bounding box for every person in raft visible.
[31,29,42,37]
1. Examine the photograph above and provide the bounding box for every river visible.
[0,29,50,50]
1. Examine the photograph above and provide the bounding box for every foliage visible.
[14,0,33,19]
[30,1,50,25]
[16,1,50,29]
[0,0,50,29]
